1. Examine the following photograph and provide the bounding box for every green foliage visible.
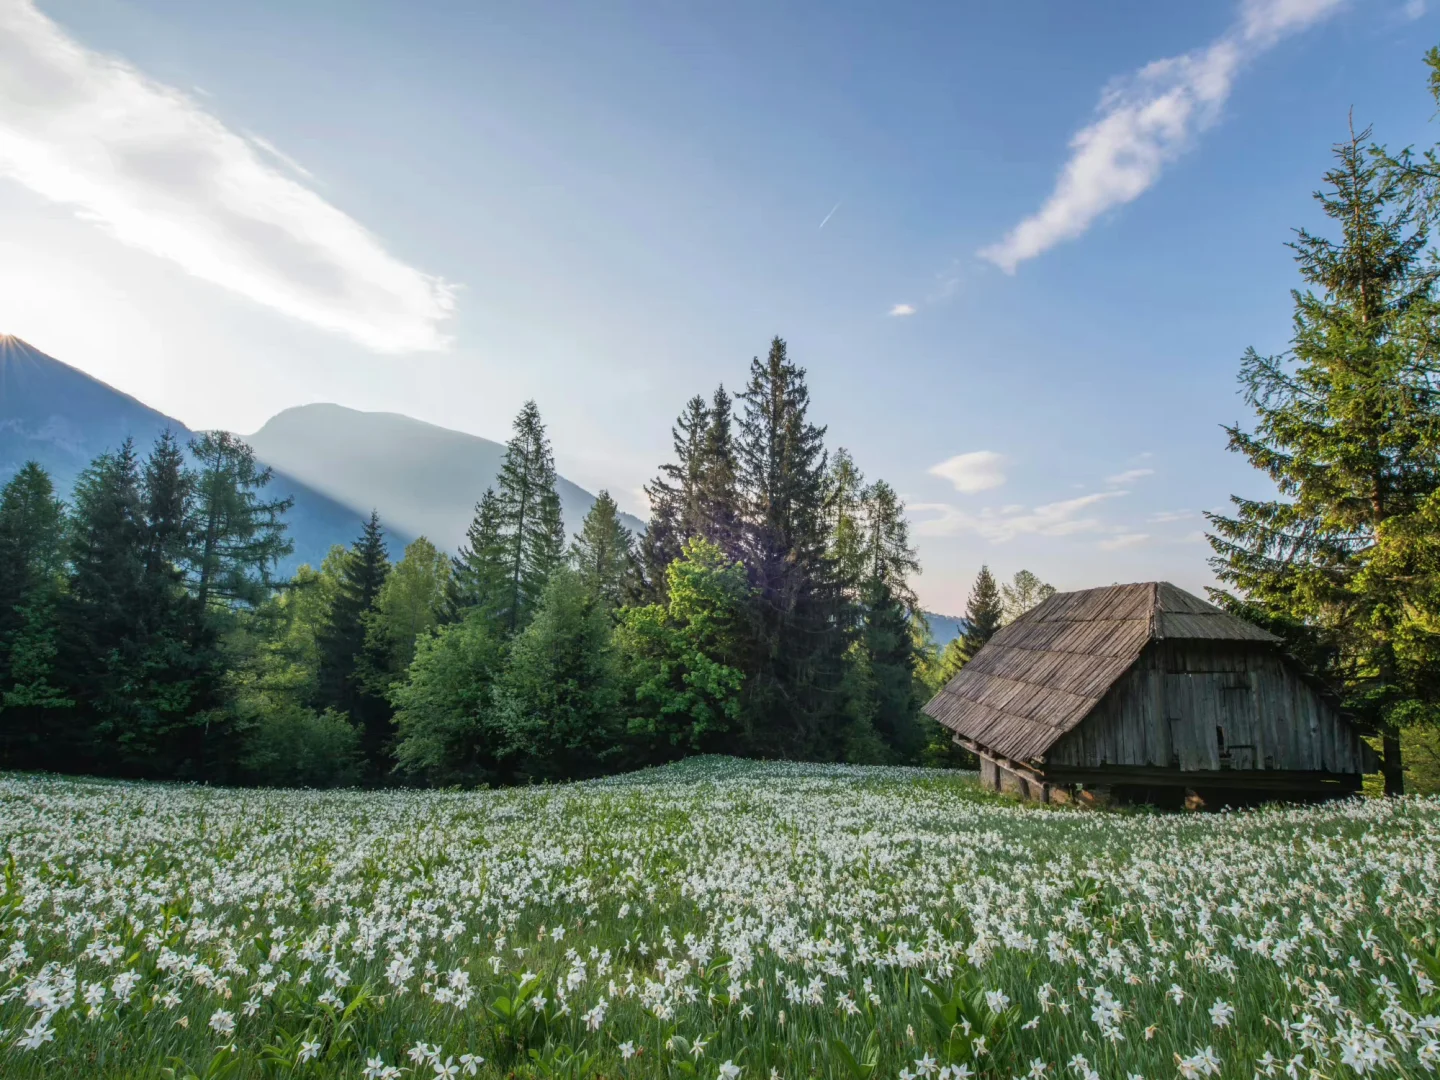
[939,566,1003,682]
[492,566,622,780]
[239,704,363,788]
[617,539,749,754]
[447,487,509,623]
[735,337,850,760]
[1210,108,1440,793]
[569,490,635,611]
[0,335,937,785]
[390,611,508,785]
[1000,569,1055,624]
[186,431,293,610]
[314,512,392,773]
[494,401,566,634]
[372,536,451,673]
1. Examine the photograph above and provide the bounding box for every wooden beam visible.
[953,736,1046,783]
[1035,763,1362,791]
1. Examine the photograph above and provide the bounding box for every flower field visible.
[2,759,1439,1080]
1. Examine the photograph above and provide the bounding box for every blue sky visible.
[0,0,1435,612]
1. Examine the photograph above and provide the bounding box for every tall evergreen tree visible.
[856,481,924,759]
[0,462,66,646]
[571,490,636,610]
[186,431,294,611]
[57,442,147,770]
[141,431,192,581]
[735,336,847,758]
[698,386,741,556]
[446,488,508,622]
[315,512,393,770]
[0,463,69,766]
[492,566,622,781]
[664,395,711,538]
[939,566,1003,681]
[1208,123,1440,794]
[634,487,682,606]
[494,401,566,633]
[826,448,868,613]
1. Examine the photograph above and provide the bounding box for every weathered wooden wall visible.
[1043,641,1367,775]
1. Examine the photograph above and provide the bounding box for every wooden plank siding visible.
[1042,641,1368,775]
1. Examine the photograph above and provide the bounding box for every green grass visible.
[1,758,1437,1079]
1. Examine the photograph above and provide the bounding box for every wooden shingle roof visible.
[922,581,1278,763]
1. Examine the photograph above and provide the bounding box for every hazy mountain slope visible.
[922,612,965,648]
[0,336,399,571]
[244,403,645,552]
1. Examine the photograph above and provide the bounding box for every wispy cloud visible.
[1099,531,1150,550]
[912,490,1128,543]
[978,0,1346,272]
[0,0,455,351]
[1106,467,1155,485]
[819,200,842,229]
[1402,0,1426,19]
[889,302,917,317]
[928,451,1007,494]
[1149,508,1194,523]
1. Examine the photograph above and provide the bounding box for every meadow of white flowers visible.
[1,758,1437,1080]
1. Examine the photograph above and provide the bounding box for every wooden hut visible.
[923,581,1375,806]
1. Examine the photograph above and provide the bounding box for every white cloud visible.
[928,451,1007,493]
[1402,0,1426,18]
[978,0,1345,272]
[1106,467,1155,485]
[912,490,1128,543]
[1099,532,1151,550]
[889,302,917,317]
[0,0,455,352]
[1149,508,1194,523]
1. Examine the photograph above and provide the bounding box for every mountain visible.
[0,336,645,572]
[922,612,965,648]
[244,404,645,557]
[0,335,370,570]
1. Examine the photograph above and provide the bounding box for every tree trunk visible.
[1382,729,1405,796]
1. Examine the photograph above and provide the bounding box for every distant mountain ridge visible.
[0,334,367,571]
[922,612,965,648]
[244,403,645,558]
[0,336,641,571]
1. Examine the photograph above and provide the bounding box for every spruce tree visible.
[141,431,192,581]
[698,386,741,556]
[635,485,682,605]
[940,566,1003,681]
[0,462,66,643]
[735,336,846,758]
[1208,124,1440,795]
[492,566,621,781]
[857,480,924,759]
[138,433,221,776]
[664,395,711,538]
[571,490,636,610]
[494,401,565,633]
[0,463,69,767]
[57,442,146,770]
[826,448,868,614]
[315,511,393,770]
[446,488,508,623]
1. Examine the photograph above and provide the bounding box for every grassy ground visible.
[1,758,1437,1079]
